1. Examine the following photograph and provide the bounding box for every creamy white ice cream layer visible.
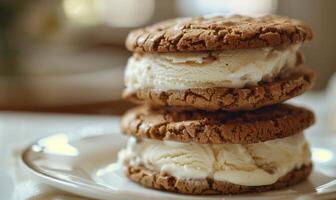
[118,133,311,186]
[125,44,300,92]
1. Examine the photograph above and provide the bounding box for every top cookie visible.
[126,15,313,53]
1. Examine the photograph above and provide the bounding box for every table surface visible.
[0,91,328,199]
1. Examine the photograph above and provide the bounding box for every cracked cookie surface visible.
[120,103,314,144]
[123,67,315,111]
[126,15,313,53]
[124,164,312,195]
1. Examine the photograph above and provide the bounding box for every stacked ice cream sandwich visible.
[118,15,315,195]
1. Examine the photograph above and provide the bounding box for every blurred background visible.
[0,0,335,115]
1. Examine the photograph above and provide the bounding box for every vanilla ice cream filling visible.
[118,133,311,186]
[125,44,301,92]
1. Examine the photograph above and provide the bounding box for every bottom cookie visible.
[124,164,312,195]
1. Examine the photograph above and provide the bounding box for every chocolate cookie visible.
[126,15,313,53]
[123,67,315,111]
[124,164,312,195]
[120,103,314,144]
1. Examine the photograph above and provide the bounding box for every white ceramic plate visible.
[20,131,336,200]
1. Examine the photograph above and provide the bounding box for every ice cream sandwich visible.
[123,15,314,111]
[119,14,315,195]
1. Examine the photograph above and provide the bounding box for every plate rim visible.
[19,136,159,200]
[20,145,116,200]
[20,133,336,200]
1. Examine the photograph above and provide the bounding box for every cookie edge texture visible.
[124,164,312,195]
[126,15,313,53]
[120,103,315,144]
